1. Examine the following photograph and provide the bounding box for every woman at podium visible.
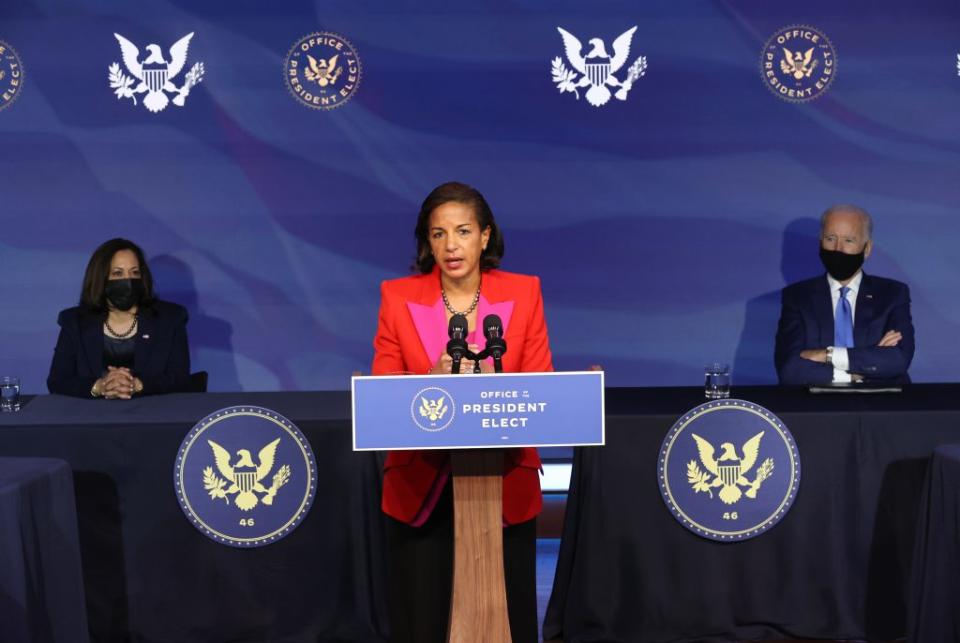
[372,182,553,643]
[47,238,191,398]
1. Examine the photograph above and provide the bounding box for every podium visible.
[353,371,604,642]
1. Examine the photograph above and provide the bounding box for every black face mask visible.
[105,278,145,311]
[819,247,865,282]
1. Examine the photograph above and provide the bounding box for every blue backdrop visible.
[2,0,958,393]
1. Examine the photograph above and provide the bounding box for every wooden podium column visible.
[447,449,512,643]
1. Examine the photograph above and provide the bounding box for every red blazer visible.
[372,267,553,525]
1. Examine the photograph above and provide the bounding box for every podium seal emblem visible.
[0,39,24,111]
[658,399,800,541]
[175,406,317,547]
[284,31,361,110]
[411,386,455,432]
[760,25,837,102]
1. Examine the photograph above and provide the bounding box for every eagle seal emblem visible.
[552,26,647,107]
[285,32,361,110]
[658,399,800,541]
[411,387,456,432]
[0,39,24,112]
[761,25,836,102]
[688,432,774,505]
[204,438,290,511]
[175,406,317,547]
[108,33,205,113]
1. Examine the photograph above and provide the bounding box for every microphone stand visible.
[448,343,482,375]
[476,343,506,374]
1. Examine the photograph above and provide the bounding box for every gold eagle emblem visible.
[687,432,774,505]
[780,47,817,80]
[419,396,448,423]
[305,54,342,87]
[202,438,291,511]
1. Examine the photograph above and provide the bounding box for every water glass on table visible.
[704,364,730,399]
[1,376,20,412]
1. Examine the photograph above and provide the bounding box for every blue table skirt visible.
[909,443,960,643]
[0,457,89,643]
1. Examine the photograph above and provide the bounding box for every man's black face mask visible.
[819,247,865,282]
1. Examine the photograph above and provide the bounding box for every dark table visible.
[908,443,960,643]
[0,393,389,643]
[4,387,958,643]
[0,456,88,643]
[544,384,960,643]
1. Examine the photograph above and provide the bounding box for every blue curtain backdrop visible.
[1,0,958,393]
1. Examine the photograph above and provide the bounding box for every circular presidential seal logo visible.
[0,39,24,111]
[760,25,837,102]
[658,399,800,541]
[284,31,361,110]
[411,386,455,432]
[174,406,317,547]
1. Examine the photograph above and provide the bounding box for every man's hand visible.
[877,330,902,347]
[800,348,828,363]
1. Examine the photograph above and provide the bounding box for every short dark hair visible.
[413,182,505,274]
[79,238,156,313]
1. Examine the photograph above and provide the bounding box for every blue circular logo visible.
[174,406,317,547]
[410,386,455,432]
[760,25,837,102]
[284,31,361,110]
[658,399,800,541]
[0,39,25,111]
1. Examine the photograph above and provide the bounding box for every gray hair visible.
[820,204,873,240]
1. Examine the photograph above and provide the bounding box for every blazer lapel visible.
[406,271,446,366]
[475,295,515,340]
[134,312,156,374]
[407,299,447,366]
[854,273,874,347]
[81,313,103,376]
[812,276,834,348]
[474,272,515,366]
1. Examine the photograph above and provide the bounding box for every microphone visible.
[482,314,507,373]
[446,314,469,374]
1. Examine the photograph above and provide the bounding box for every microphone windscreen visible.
[482,314,503,339]
[448,314,468,339]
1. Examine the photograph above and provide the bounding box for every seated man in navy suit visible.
[775,205,914,385]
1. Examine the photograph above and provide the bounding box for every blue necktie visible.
[834,286,854,348]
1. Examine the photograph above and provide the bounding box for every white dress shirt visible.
[826,270,862,383]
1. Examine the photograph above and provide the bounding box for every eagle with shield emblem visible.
[554,26,641,107]
[205,438,285,511]
[305,53,342,87]
[780,47,817,80]
[419,396,448,423]
[111,32,204,113]
[688,432,774,505]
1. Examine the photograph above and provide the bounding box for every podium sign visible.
[351,371,604,451]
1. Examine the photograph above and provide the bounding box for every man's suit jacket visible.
[372,267,553,526]
[774,272,914,385]
[47,300,191,397]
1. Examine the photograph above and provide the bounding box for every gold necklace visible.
[441,278,481,316]
[105,315,138,339]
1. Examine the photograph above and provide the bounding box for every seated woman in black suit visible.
[47,238,191,398]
